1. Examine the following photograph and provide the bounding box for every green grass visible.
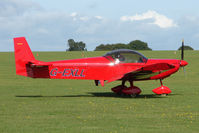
[0,50,199,133]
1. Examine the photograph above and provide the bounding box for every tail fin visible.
[14,37,36,76]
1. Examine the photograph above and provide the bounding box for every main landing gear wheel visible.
[111,85,127,95]
[111,80,142,98]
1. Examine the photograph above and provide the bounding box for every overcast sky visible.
[0,0,199,51]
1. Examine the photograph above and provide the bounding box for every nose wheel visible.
[152,79,172,96]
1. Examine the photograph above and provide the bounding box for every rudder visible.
[14,37,35,76]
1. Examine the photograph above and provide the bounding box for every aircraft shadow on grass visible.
[15,92,177,99]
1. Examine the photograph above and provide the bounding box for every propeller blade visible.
[180,39,187,77]
[181,39,184,60]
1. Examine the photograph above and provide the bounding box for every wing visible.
[128,63,178,80]
[107,63,177,83]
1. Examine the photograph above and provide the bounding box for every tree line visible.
[67,39,152,51]
[94,40,152,51]
[66,39,194,51]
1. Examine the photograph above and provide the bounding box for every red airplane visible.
[14,37,188,97]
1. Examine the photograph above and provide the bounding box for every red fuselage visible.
[28,57,187,83]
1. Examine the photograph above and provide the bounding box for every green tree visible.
[67,39,87,51]
[94,40,152,51]
[94,44,106,51]
[95,44,114,51]
[67,39,75,51]
[128,40,152,50]
[113,43,127,50]
[78,41,86,51]
[178,45,194,50]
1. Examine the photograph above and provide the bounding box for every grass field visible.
[0,50,199,133]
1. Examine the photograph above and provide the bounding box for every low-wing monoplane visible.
[14,37,188,97]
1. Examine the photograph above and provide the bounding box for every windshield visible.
[104,49,148,63]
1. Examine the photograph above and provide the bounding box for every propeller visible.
[181,39,184,60]
[180,39,187,75]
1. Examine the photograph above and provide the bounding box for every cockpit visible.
[104,49,148,63]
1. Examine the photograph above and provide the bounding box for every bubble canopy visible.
[104,49,148,63]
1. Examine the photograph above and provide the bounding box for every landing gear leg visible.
[122,80,126,88]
